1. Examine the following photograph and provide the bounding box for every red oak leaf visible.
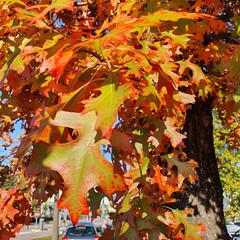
[162,153,198,184]
[164,118,186,147]
[83,73,135,138]
[31,111,126,225]
[40,48,73,81]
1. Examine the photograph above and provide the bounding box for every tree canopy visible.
[0,0,239,239]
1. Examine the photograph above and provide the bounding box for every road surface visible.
[10,221,67,240]
[10,217,107,240]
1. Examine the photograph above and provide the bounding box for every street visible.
[10,221,67,240]
[10,217,106,240]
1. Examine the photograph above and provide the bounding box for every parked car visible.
[226,221,240,240]
[62,221,99,240]
[235,222,240,227]
[230,229,240,240]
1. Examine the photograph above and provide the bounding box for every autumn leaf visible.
[118,190,134,214]
[83,73,135,138]
[136,10,209,28]
[0,189,18,226]
[110,130,135,153]
[173,91,196,104]
[87,188,107,218]
[8,0,76,30]
[2,197,19,225]
[215,44,240,80]
[161,29,193,49]
[30,170,63,203]
[178,58,209,85]
[172,209,206,240]
[31,111,126,225]
[0,38,31,86]
[151,165,167,191]
[0,188,31,239]
[143,74,161,101]
[10,38,32,74]
[1,0,25,6]
[160,63,181,86]
[40,47,74,81]
[231,13,240,36]
[164,118,186,147]
[49,0,75,12]
[124,156,149,187]
[1,0,239,238]
[162,153,198,183]
[100,23,134,47]
[42,35,62,49]
[93,9,208,48]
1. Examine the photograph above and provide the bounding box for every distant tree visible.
[0,0,239,239]
[213,110,240,221]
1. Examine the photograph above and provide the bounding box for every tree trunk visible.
[182,98,230,240]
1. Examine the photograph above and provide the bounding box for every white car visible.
[232,230,240,240]
[226,221,240,240]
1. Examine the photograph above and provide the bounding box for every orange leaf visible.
[164,118,186,147]
[30,111,126,225]
[40,48,73,81]
[152,165,168,191]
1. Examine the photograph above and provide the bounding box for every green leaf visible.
[0,38,31,85]
[11,38,32,73]
[147,0,156,14]
[161,29,192,49]
[215,44,240,79]
[172,209,206,240]
[17,0,75,24]
[50,0,75,12]
[162,153,198,183]
[83,73,135,138]
[136,10,208,27]
[119,221,130,236]
[87,188,107,218]
[0,60,13,86]
[1,0,25,8]
[231,13,240,36]
[42,35,62,49]
[31,111,126,225]
[118,191,132,214]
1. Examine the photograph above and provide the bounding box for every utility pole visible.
[52,194,59,240]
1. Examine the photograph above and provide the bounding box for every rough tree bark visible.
[181,98,230,240]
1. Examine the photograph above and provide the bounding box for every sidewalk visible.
[11,221,67,240]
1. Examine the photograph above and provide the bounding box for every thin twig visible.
[76,48,105,62]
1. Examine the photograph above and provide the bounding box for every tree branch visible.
[76,48,105,62]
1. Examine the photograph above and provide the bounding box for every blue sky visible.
[0,120,23,166]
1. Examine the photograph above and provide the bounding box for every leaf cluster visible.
[0,0,239,239]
